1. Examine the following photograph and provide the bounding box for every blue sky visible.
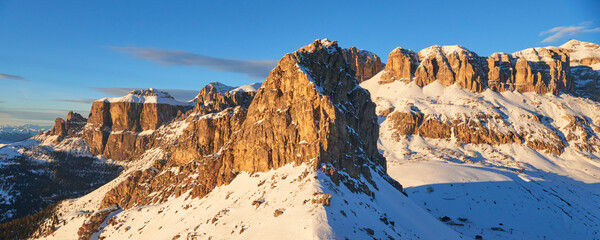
[1,0,599,126]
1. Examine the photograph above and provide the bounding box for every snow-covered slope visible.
[362,72,600,239]
[42,162,460,240]
[0,134,122,223]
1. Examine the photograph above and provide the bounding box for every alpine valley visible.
[1,39,599,240]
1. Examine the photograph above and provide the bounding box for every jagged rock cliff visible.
[379,43,585,95]
[379,47,418,84]
[415,46,487,92]
[82,89,193,161]
[229,39,385,176]
[193,82,255,115]
[510,47,572,94]
[342,47,384,82]
[48,111,87,139]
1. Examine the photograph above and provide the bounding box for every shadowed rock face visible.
[49,118,67,137]
[572,65,599,101]
[342,47,384,83]
[100,39,402,209]
[560,40,600,101]
[511,47,572,94]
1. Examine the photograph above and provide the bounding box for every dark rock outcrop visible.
[571,65,599,101]
[48,111,87,139]
[49,118,67,138]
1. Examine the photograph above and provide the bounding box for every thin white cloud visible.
[540,22,600,43]
[110,47,277,79]
[54,99,96,104]
[0,73,28,82]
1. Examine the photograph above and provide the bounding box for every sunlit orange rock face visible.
[379,45,575,95]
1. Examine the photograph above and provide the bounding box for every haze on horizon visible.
[1,0,599,126]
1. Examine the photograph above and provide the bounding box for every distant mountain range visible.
[0,125,49,143]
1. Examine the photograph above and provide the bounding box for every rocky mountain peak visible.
[560,39,599,50]
[200,82,235,94]
[511,47,569,63]
[225,38,395,192]
[66,111,86,123]
[417,45,442,58]
[413,44,487,92]
[299,38,338,53]
[559,39,600,69]
[380,47,418,84]
[193,82,254,115]
[48,111,87,140]
[342,47,384,83]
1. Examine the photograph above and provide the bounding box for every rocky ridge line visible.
[379,42,600,97]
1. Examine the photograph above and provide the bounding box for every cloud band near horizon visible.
[111,47,277,79]
[0,73,28,82]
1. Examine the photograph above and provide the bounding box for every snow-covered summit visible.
[559,39,600,57]
[230,82,262,93]
[97,88,193,106]
[559,39,600,70]
[417,45,474,58]
[206,82,235,93]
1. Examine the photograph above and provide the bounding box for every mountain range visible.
[0,39,599,240]
[0,125,49,144]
